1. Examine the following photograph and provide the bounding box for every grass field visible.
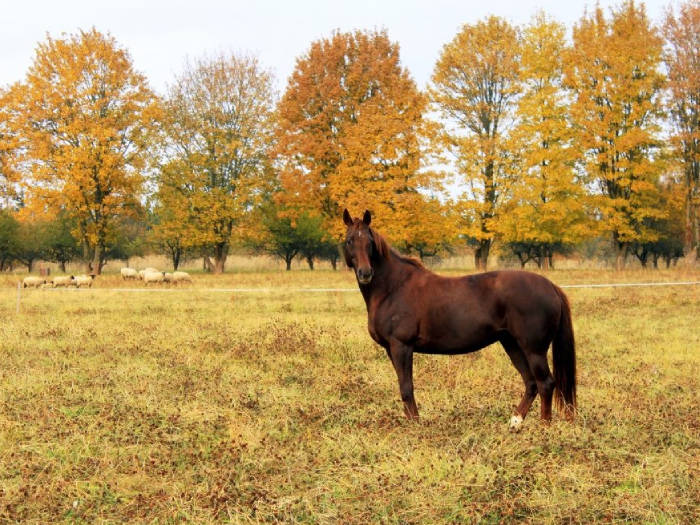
[1,268,698,523]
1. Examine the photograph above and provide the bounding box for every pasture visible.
[0,268,698,523]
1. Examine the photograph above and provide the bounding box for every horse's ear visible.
[343,209,353,226]
[362,210,371,226]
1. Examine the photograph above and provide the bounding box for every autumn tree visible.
[664,1,700,259]
[149,185,195,270]
[430,16,521,269]
[566,1,666,269]
[631,172,686,267]
[398,197,455,260]
[3,29,157,273]
[498,14,589,269]
[275,30,438,242]
[0,88,21,208]
[156,53,275,273]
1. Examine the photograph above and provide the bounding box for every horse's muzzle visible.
[357,268,373,284]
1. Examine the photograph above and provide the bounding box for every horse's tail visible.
[553,285,576,417]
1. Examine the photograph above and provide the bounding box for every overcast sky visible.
[1,0,673,94]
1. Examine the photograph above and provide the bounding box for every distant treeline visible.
[0,1,697,273]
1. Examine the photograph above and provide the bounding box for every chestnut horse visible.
[342,209,576,430]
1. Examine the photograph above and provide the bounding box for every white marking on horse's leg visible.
[509,414,523,432]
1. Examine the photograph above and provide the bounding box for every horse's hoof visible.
[509,414,523,432]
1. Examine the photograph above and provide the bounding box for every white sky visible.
[1,0,673,95]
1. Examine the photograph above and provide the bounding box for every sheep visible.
[75,275,95,288]
[143,271,165,284]
[121,267,138,280]
[163,272,174,283]
[172,271,192,283]
[51,275,76,287]
[138,268,159,280]
[22,276,46,288]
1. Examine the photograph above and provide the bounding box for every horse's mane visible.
[372,228,424,269]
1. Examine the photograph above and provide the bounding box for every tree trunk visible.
[474,239,491,271]
[214,257,226,274]
[306,255,314,270]
[685,179,699,258]
[285,256,293,270]
[330,257,337,270]
[516,252,528,268]
[203,256,214,273]
[26,259,34,273]
[212,243,227,274]
[59,261,66,273]
[91,244,103,275]
[82,241,91,273]
[614,242,627,271]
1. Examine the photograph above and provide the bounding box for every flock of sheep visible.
[120,267,193,284]
[22,274,95,288]
[21,268,193,288]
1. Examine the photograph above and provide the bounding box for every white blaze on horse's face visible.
[352,228,374,284]
[343,208,374,285]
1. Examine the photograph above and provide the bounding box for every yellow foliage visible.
[566,1,666,256]
[497,13,592,248]
[430,16,521,268]
[275,30,443,242]
[664,0,700,255]
[2,28,157,270]
[155,53,276,272]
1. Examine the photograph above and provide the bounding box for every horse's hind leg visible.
[501,335,537,431]
[526,351,556,422]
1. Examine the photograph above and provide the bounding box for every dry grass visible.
[0,268,698,523]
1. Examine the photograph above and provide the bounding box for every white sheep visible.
[138,268,159,280]
[143,271,165,284]
[121,267,138,280]
[172,271,192,283]
[75,275,95,288]
[163,272,174,283]
[51,275,76,287]
[22,276,46,288]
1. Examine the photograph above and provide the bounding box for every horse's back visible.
[409,270,562,354]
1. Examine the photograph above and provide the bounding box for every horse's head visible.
[342,208,375,284]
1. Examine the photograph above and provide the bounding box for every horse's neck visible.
[359,253,415,306]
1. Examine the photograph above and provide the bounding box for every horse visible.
[342,209,576,431]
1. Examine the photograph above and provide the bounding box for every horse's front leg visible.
[388,338,418,420]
